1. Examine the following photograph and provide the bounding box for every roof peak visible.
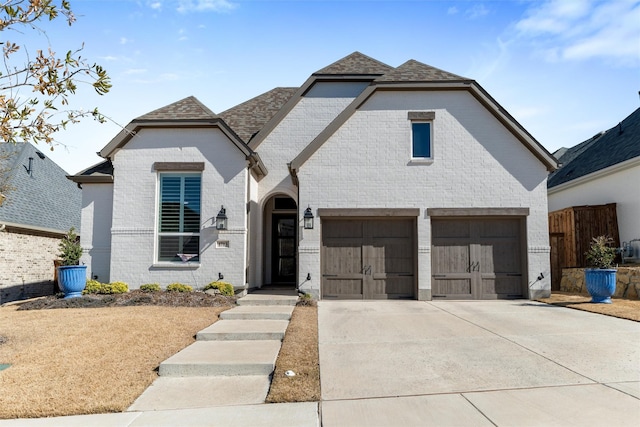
[134,96,218,121]
[376,59,468,82]
[313,51,393,76]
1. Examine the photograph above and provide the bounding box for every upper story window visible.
[408,111,435,161]
[157,173,201,263]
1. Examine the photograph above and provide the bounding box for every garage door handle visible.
[507,273,522,277]
[322,274,338,278]
[433,275,446,278]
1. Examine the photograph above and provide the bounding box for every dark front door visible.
[271,214,297,284]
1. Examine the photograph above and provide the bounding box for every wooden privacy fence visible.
[548,203,620,290]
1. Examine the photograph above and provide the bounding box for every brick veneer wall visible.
[0,229,60,303]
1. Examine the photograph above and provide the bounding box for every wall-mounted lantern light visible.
[215,206,227,230]
[218,272,224,280]
[303,206,314,229]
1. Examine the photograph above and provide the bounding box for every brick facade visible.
[0,229,60,303]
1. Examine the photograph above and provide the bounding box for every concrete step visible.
[220,305,294,320]
[196,320,289,341]
[128,375,271,411]
[237,293,298,306]
[159,340,281,377]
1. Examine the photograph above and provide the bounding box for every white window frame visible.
[408,111,435,165]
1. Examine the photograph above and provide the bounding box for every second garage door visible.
[322,218,416,299]
[431,218,525,299]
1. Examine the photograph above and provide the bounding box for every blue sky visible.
[19,0,640,174]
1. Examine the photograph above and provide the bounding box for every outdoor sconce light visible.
[218,272,224,280]
[303,206,314,229]
[215,206,227,230]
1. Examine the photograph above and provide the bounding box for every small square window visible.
[412,122,432,158]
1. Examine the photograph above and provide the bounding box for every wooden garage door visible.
[431,218,524,299]
[322,219,415,299]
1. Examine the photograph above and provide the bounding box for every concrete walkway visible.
[319,300,640,426]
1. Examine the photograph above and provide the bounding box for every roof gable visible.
[548,107,640,188]
[134,96,218,121]
[313,51,393,75]
[375,59,468,82]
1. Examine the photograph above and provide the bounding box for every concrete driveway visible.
[318,300,640,426]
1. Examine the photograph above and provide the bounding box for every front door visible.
[271,214,297,284]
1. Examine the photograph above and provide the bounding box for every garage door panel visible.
[482,277,523,298]
[433,279,472,298]
[322,218,416,300]
[432,218,524,300]
[323,279,363,299]
[432,243,470,274]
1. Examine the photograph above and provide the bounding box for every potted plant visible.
[584,235,617,304]
[57,227,87,298]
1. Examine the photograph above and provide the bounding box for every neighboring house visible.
[0,142,81,303]
[70,52,558,300]
[548,107,640,253]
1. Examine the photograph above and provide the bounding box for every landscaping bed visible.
[536,292,640,322]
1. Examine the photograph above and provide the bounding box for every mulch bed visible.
[17,290,236,310]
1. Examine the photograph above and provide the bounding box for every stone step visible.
[220,305,294,320]
[237,293,298,306]
[196,320,289,341]
[159,340,281,377]
[128,375,271,411]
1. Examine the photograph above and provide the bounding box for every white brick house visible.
[71,52,558,300]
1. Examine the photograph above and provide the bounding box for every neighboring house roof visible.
[0,142,80,234]
[219,87,297,143]
[548,107,640,188]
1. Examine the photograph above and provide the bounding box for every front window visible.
[412,122,432,158]
[158,173,201,262]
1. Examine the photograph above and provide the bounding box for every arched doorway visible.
[263,195,297,287]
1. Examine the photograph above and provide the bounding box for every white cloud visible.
[176,0,237,13]
[466,4,489,20]
[100,55,119,62]
[447,6,458,15]
[514,0,640,66]
[120,37,131,45]
[149,1,162,10]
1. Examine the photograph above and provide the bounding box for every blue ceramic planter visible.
[57,265,87,299]
[584,269,617,304]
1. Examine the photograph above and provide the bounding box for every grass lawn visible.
[0,305,226,419]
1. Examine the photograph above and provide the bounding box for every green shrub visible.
[140,283,161,293]
[166,283,193,293]
[84,279,102,294]
[203,281,234,296]
[83,280,128,294]
[586,235,616,269]
[108,282,129,294]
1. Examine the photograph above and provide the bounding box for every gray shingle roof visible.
[548,107,640,188]
[134,96,218,121]
[0,143,80,232]
[314,51,393,75]
[220,87,297,143]
[375,59,468,82]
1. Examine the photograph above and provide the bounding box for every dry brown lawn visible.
[266,305,320,403]
[0,305,226,419]
[537,292,640,322]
